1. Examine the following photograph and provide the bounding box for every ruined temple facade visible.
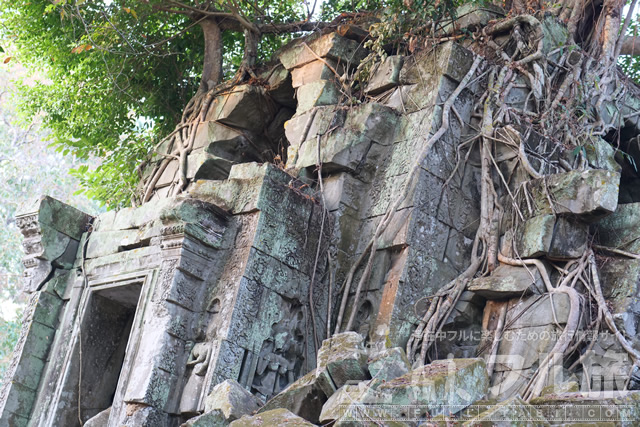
[5,8,640,426]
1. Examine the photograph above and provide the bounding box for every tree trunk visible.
[199,18,223,92]
[241,28,260,70]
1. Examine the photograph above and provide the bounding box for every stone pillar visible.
[0,197,91,427]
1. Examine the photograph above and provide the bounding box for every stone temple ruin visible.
[6,7,640,426]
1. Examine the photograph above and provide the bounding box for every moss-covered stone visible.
[375,358,488,416]
[462,396,549,426]
[230,408,316,426]
[259,369,328,424]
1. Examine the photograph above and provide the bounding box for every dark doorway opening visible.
[78,283,142,422]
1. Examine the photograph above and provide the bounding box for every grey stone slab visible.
[469,264,545,299]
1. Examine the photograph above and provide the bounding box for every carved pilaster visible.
[15,197,92,293]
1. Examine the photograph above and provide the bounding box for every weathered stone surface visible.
[462,396,549,426]
[375,358,488,415]
[598,257,640,340]
[205,84,277,133]
[367,347,411,381]
[16,196,91,293]
[441,4,505,35]
[320,382,405,426]
[181,409,228,427]
[515,215,588,259]
[597,202,640,253]
[279,32,368,70]
[528,169,620,221]
[531,391,640,426]
[84,407,111,426]
[401,41,477,85]
[260,369,328,424]
[540,381,580,396]
[469,264,545,298]
[293,103,397,172]
[265,64,296,108]
[204,380,261,421]
[291,59,343,88]
[586,138,622,173]
[365,56,404,95]
[315,332,370,395]
[295,80,341,113]
[230,408,316,426]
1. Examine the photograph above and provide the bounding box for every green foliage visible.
[0,1,316,209]
[619,14,640,83]
[0,315,21,381]
[0,66,100,379]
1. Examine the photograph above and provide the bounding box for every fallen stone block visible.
[259,369,328,424]
[319,381,405,427]
[296,80,341,113]
[316,332,370,395]
[204,380,261,421]
[181,410,228,427]
[375,358,488,416]
[279,32,368,70]
[469,264,546,299]
[461,396,549,426]
[365,56,404,95]
[540,380,579,396]
[530,391,640,426]
[229,408,316,426]
[367,347,411,381]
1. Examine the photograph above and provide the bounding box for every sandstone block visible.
[375,358,488,416]
[462,396,549,426]
[367,347,411,381]
[295,80,341,113]
[597,202,640,253]
[469,264,545,299]
[230,408,315,426]
[259,369,328,424]
[204,380,261,421]
[320,382,404,426]
[291,59,343,88]
[205,85,277,132]
[279,33,368,70]
[316,332,370,395]
[586,138,621,173]
[365,56,404,95]
[515,215,588,259]
[528,169,620,221]
[181,409,227,427]
[540,381,579,396]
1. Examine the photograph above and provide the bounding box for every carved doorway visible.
[77,279,143,423]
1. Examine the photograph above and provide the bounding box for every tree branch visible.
[619,35,640,55]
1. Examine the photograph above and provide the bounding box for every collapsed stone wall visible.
[5,7,640,426]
